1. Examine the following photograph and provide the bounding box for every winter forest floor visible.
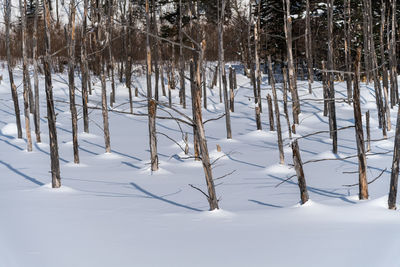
[0,63,400,267]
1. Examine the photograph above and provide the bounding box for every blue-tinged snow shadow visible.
[130,182,202,212]
[0,160,44,186]
[248,199,283,208]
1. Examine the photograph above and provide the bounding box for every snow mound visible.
[264,164,294,175]
[1,123,18,136]
[39,183,77,193]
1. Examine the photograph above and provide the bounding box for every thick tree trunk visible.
[229,66,234,112]
[146,0,158,171]
[388,97,400,209]
[101,75,111,153]
[291,140,309,204]
[353,48,369,200]
[81,0,89,133]
[5,0,22,139]
[267,94,274,131]
[192,50,219,210]
[32,0,41,143]
[284,0,300,124]
[327,0,337,154]
[44,0,61,188]
[20,0,32,152]
[269,56,284,164]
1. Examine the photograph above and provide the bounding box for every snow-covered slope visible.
[0,63,399,267]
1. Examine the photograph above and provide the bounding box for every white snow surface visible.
[0,63,400,267]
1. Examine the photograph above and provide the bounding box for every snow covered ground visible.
[0,64,399,267]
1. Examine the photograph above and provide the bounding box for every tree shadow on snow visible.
[130,182,202,212]
[0,160,44,186]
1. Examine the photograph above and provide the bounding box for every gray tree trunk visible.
[44,0,61,188]
[353,48,369,200]
[67,0,79,164]
[5,0,22,139]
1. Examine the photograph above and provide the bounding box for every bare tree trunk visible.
[327,0,337,154]
[291,140,309,204]
[101,74,111,153]
[146,0,158,171]
[44,0,61,188]
[219,0,232,139]
[282,67,292,139]
[353,48,369,200]
[20,0,32,152]
[344,0,352,103]
[179,0,186,108]
[269,56,284,164]
[160,65,166,96]
[389,0,398,107]
[305,0,313,94]
[267,94,274,131]
[81,0,89,133]
[5,0,22,139]
[68,0,79,164]
[108,0,116,107]
[192,48,219,210]
[322,61,329,117]
[362,0,371,83]
[229,66,234,112]
[380,0,391,132]
[284,0,300,125]
[366,110,371,152]
[388,93,400,209]
[32,0,41,143]
[255,2,262,113]
[151,0,160,102]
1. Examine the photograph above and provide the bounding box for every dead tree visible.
[4,0,22,139]
[101,75,111,153]
[327,0,338,154]
[366,111,370,152]
[353,48,368,200]
[179,0,186,108]
[108,0,116,107]
[219,0,232,139]
[20,0,32,152]
[44,0,61,188]
[291,140,309,204]
[282,67,292,139]
[267,94,274,131]
[380,0,391,132]
[146,0,159,171]
[269,56,284,164]
[67,0,79,163]
[283,0,300,125]
[32,0,41,143]
[305,0,313,94]
[81,0,89,133]
[254,1,262,113]
[388,91,400,209]
[389,0,398,107]
[344,0,352,102]
[191,44,219,210]
[229,66,234,112]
